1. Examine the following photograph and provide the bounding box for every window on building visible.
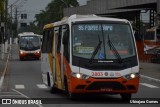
[21,14,27,19]
[20,23,27,27]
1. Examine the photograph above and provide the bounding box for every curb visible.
[0,46,11,91]
[140,74,160,84]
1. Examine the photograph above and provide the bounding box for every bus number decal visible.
[92,72,103,77]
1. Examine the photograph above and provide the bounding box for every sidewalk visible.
[0,43,9,77]
[140,62,160,83]
[0,53,8,76]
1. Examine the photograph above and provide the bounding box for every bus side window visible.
[57,26,62,53]
[42,30,48,53]
[47,29,54,53]
[63,25,70,63]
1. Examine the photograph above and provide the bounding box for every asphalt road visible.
[0,44,160,107]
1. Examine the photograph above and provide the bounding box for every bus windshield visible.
[19,36,40,50]
[72,23,136,60]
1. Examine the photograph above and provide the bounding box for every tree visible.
[0,0,4,16]
[34,0,79,32]
[0,0,5,43]
[46,0,79,18]
[35,10,49,30]
[18,22,42,35]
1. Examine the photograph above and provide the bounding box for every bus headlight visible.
[71,72,90,79]
[123,73,139,80]
[76,73,81,78]
[20,51,23,54]
[130,74,136,79]
[35,51,40,54]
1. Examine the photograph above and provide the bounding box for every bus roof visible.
[43,14,129,29]
[62,14,129,23]
[43,23,54,29]
[18,32,40,37]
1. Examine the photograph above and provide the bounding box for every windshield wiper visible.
[89,35,102,63]
[30,41,36,49]
[107,34,123,63]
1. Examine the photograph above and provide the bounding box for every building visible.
[8,0,52,30]
[64,0,158,28]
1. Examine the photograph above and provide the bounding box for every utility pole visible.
[4,0,8,42]
[15,8,18,39]
[4,0,9,54]
[10,4,13,44]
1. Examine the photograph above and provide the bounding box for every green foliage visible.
[34,0,79,30]
[18,22,42,35]
[0,0,4,17]
[23,0,79,35]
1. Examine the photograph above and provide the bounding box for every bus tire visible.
[50,86,59,94]
[120,93,132,102]
[68,92,77,100]
[20,57,23,61]
[64,76,68,93]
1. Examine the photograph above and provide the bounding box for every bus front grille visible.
[86,81,126,90]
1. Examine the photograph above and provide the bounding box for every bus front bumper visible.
[19,52,41,59]
[68,76,140,94]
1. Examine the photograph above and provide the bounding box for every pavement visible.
[140,62,160,83]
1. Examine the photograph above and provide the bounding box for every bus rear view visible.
[18,32,41,60]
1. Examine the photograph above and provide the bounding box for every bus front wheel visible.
[120,93,132,101]
[50,86,59,94]
[68,92,77,100]
[20,57,23,61]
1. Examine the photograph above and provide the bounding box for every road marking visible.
[15,85,25,89]
[140,74,160,83]
[0,95,21,97]
[140,83,159,88]
[0,92,16,94]
[12,89,43,107]
[37,84,48,89]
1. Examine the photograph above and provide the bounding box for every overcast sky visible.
[8,0,89,21]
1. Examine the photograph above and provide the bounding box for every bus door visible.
[41,30,50,86]
[61,25,70,89]
[60,25,69,90]
[41,29,54,87]
[55,26,63,89]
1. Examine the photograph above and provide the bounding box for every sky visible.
[8,0,87,19]
[8,0,89,22]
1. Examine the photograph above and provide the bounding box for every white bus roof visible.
[44,14,130,29]
[64,14,128,23]
[18,32,40,37]
[53,14,129,27]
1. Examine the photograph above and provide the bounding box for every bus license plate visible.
[100,88,112,92]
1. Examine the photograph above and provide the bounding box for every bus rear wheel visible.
[120,93,132,102]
